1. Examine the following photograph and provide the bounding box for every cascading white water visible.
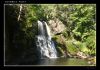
[36,20,57,59]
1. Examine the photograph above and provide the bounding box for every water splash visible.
[36,21,57,59]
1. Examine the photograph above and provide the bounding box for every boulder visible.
[48,19,66,36]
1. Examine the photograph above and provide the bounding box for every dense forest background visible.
[5,4,96,65]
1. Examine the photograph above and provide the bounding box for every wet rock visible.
[76,51,87,59]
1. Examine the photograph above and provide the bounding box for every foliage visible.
[5,4,96,65]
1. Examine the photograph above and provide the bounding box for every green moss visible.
[52,35,67,56]
[52,35,79,56]
[66,41,78,55]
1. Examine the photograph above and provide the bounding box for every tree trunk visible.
[18,4,23,21]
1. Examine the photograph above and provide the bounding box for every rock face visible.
[48,19,66,36]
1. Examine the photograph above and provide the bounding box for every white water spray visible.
[36,21,57,59]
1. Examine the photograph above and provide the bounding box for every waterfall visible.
[36,20,57,59]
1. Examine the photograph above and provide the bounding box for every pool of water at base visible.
[32,58,93,66]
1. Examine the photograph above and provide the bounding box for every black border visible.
[1,0,97,70]
[3,0,97,4]
[0,0,4,68]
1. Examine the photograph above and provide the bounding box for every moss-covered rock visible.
[52,34,68,57]
[66,40,79,55]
